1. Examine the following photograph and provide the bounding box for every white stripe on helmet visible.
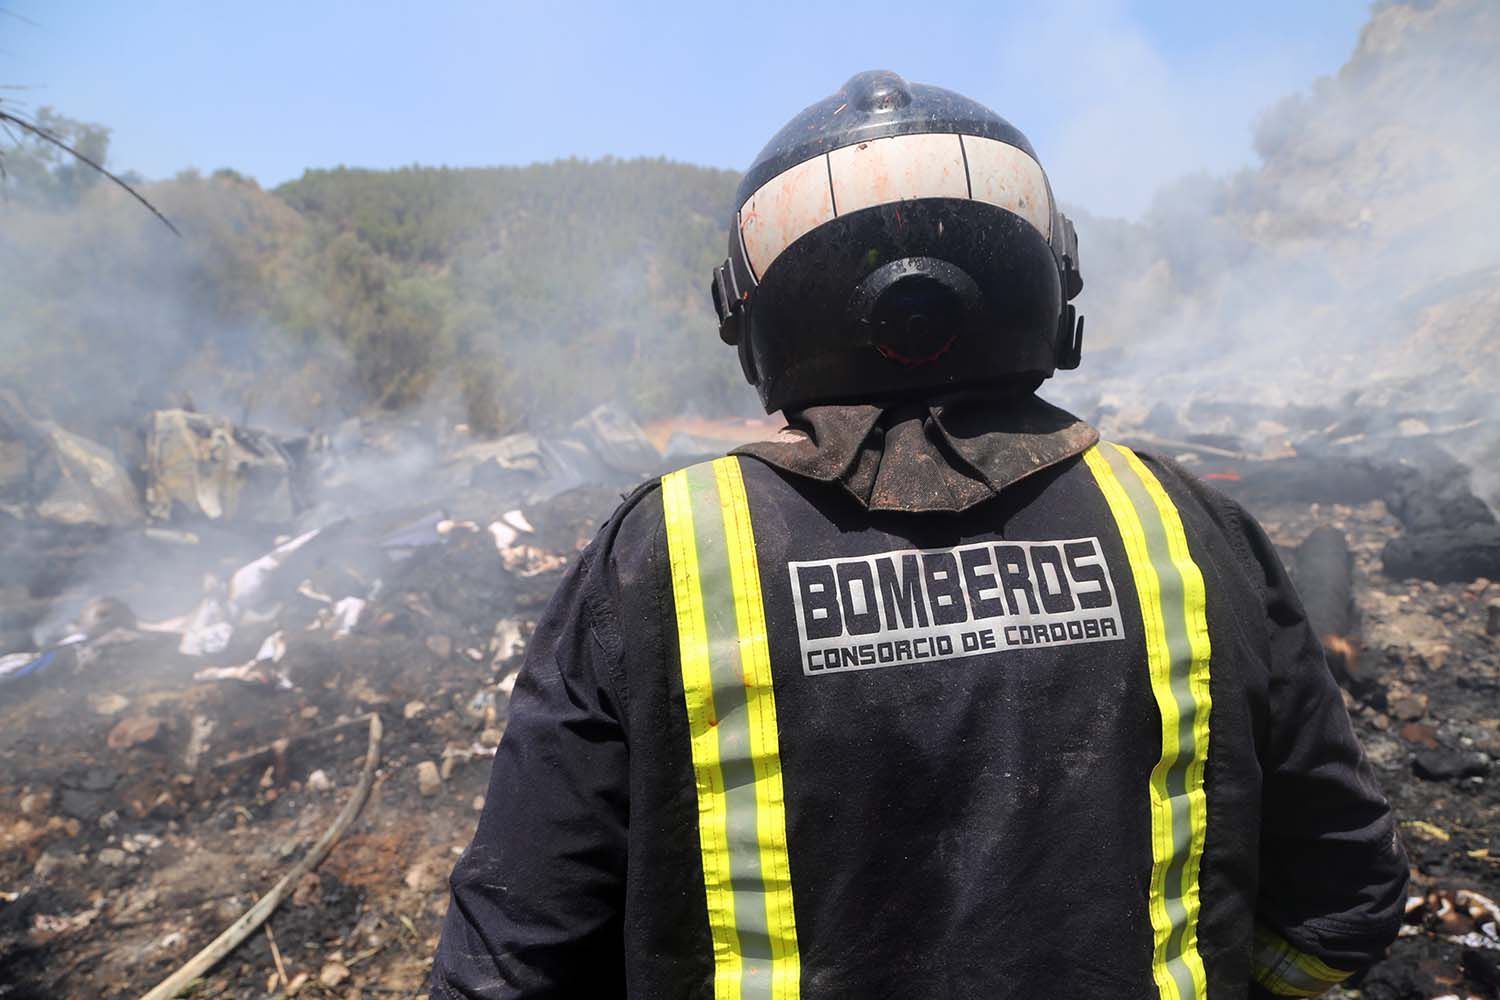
[961,135,1051,239]
[738,155,837,282]
[736,132,1054,282]
[828,133,968,216]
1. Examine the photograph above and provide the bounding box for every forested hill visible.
[273,160,748,427]
[0,145,747,438]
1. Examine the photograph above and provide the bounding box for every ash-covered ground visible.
[0,404,775,998]
[0,387,1497,999]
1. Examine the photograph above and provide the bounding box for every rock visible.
[1475,720,1500,756]
[78,597,136,638]
[1388,693,1429,721]
[1412,749,1491,781]
[425,635,452,660]
[1488,600,1500,637]
[402,700,427,720]
[480,727,503,747]
[404,859,443,893]
[1360,733,1407,771]
[88,693,131,716]
[492,619,526,663]
[318,962,351,988]
[0,393,144,526]
[1399,722,1439,749]
[1463,947,1500,994]
[416,760,442,797]
[291,872,322,908]
[33,849,75,879]
[106,715,162,750]
[1417,642,1451,671]
[305,769,332,793]
[1383,526,1500,584]
[59,789,109,823]
[18,788,52,815]
[97,847,126,867]
[1357,956,1431,1000]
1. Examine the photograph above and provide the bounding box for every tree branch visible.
[0,106,180,235]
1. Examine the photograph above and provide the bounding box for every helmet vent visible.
[846,70,913,113]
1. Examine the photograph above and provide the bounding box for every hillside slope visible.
[0,159,745,438]
[1069,0,1500,399]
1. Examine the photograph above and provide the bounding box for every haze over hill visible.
[1054,0,1500,503]
[1069,0,1499,392]
[0,0,1494,473]
[0,154,743,438]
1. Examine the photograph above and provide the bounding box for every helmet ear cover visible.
[846,257,981,366]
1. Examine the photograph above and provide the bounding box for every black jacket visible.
[431,397,1407,999]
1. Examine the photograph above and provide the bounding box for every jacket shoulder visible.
[1121,447,1282,597]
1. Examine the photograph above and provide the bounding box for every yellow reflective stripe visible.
[1083,443,1212,1000]
[662,467,742,997]
[1118,444,1215,995]
[715,457,801,1000]
[1251,924,1353,997]
[665,457,801,1000]
[1291,951,1353,986]
[1083,445,1182,999]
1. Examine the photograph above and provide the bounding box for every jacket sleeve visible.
[430,540,629,999]
[1219,495,1410,997]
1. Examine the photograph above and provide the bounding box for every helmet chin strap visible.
[1056,305,1084,370]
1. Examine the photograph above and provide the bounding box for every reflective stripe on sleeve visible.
[1251,923,1354,997]
[663,456,801,1000]
[1084,443,1214,1000]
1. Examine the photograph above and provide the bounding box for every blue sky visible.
[4,0,1372,217]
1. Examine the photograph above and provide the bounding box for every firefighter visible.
[431,71,1408,999]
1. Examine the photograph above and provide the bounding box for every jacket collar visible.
[735,392,1098,514]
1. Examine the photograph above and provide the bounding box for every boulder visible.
[144,409,296,523]
[1382,526,1500,583]
[0,392,143,527]
[1412,749,1491,782]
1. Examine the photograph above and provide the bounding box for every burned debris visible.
[0,383,1496,996]
[0,401,752,997]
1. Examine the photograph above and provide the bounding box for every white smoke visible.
[1043,0,1500,508]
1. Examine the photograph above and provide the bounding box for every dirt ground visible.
[1254,498,1500,999]
[1,480,1497,998]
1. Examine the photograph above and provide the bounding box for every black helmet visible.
[711,70,1084,413]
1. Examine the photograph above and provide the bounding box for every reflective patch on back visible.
[789,536,1126,675]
